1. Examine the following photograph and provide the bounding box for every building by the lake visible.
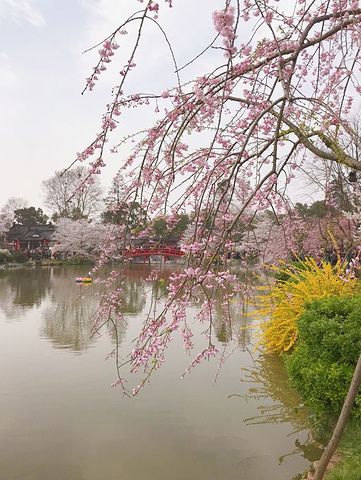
[4,224,55,251]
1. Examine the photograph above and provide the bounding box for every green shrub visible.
[12,251,29,263]
[285,295,361,419]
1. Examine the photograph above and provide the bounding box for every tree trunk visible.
[313,353,361,480]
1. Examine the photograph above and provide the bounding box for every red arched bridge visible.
[122,246,185,262]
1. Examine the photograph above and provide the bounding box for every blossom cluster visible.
[86,39,121,92]
[212,6,237,57]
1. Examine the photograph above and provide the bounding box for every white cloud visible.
[1,0,45,26]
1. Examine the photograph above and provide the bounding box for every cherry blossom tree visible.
[0,216,7,239]
[72,0,361,396]
[51,218,107,260]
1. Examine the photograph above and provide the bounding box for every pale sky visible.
[0,0,324,218]
[0,0,223,214]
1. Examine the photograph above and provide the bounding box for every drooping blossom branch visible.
[72,0,361,392]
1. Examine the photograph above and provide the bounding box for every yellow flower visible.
[250,257,359,354]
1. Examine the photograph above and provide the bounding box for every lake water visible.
[0,264,322,480]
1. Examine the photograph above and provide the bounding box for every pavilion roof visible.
[5,224,55,242]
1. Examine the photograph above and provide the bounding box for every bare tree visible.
[0,197,28,229]
[42,166,103,221]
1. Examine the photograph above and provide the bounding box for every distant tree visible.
[294,203,310,218]
[0,197,28,229]
[42,166,103,222]
[101,202,146,229]
[308,201,331,218]
[172,214,190,236]
[241,206,353,263]
[151,217,167,237]
[326,164,358,213]
[150,214,190,238]
[52,218,107,259]
[101,173,147,230]
[242,213,291,263]
[14,207,49,226]
[295,200,337,219]
[103,173,127,207]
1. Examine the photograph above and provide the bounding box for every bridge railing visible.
[122,246,184,258]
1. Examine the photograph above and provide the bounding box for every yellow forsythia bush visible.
[251,257,359,354]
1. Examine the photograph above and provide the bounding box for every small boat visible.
[75,277,92,284]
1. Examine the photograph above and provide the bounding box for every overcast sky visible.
[1,0,325,218]
[0,0,226,213]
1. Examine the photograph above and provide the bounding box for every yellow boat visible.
[75,277,92,284]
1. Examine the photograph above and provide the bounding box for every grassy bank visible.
[0,258,95,267]
[326,420,361,480]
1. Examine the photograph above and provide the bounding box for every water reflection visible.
[42,291,97,353]
[214,297,254,347]
[0,268,52,318]
[41,266,137,352]
[0,265,319,480]
[230,353,323,466]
